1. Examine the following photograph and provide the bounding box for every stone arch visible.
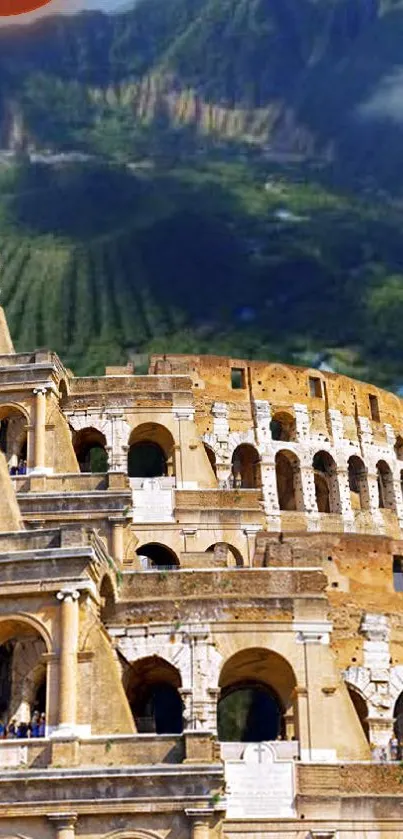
[218,648,297,742]
[124,655,183,734]
[275,450,303,511]
[0,614,52,654]
[348,455,370,511]
[128,423,175,478]
[73,427,108,473]
[394,691,403,741]
[0,617,50,728]
[203,443,217,478]
[136,543,179,569]
[395,435,403,462]
[58,378,69,405]
[270,411,295,442]
[346,684,370,741]
[99,573,117,622]
[207,542,244,567]
[377,459,396,511]
[312,450,341,514]
[231,444,261,489]
[0,404,28,471]
[264,364,299,401]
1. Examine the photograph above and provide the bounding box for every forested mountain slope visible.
[1,0,403,383]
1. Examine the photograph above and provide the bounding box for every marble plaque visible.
[225,750,295,819]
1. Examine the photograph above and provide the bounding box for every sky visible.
[0,0,122,24]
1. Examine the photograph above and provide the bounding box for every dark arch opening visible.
[0,406,28,473]
[100,575,116,622]
[0,628,47,734]
[270,412,295,442]
[377,460,396,511]
[204,443,217,478]
[218,681,284,742]
[128,441,167,478]
[394,692,403,742]
[275,450,300,511]
[348,686,369,741]
[136,543,179,569]
[125,656,183,734]
[231,444,261,489]
[348,455,369,511]
[73,427,108,473]
[313,450,340,514]
[396,436,403,462]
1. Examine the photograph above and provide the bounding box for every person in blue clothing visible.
[30,710,40,737]
[38,712,46,737]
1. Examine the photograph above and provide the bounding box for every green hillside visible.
[1,0,403,384]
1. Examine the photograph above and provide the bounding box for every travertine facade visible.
[1,309,403,837]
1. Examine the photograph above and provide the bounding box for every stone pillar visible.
[185,809,214,839]
[48,814,77,839]
[260,456,281,529]
[33,386,48,472]
[293,685,310,760]
[56,588,80,734]
[110,518,124,564]
[299,465,318,516]
[294,403,310,442]
[337,466,355,531]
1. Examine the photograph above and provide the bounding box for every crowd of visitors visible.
[9,458,27,476]
[372,736,401,761]
[0,712,46,739]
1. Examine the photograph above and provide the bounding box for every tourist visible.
[17,459,27,475]
[30,711,40,738]
[38,713,46,737]
[0,720,6,739]
[6,719,17,738]
[389,735,400,761]
[17,721,29,739]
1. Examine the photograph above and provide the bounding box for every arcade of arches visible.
[217,648,297,742]
[128,423,174,479]
[123,656,183,734]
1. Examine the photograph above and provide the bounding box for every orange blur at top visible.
[0,0,52,14]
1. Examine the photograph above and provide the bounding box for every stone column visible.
[48,814,77,839]
[299,465,318,516]
[56,588,80,734]
[293,685,310,760]
[260,456,281,530]
[33,386,47,472]
[185,809,214,839]
[110,518,125,564]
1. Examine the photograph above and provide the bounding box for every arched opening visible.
[128,423,175,479]
[73,427,108,473]
[394,692,403,742]
[218,682,283,742]
[377,460,396,511]
[136,543,179,570]
[275,450,302,511]
[0,405,28,474]
[347,685,369,741]
[207,542,243,567]
[231,444,261,489]
[59,380,68,407]
[100,575,116,623]
[124,655,183,734]
[313,451,340,514]
[395,436,403,462]
[218,648,297,743]
[348,455,369,511]
[0,619,48,735]
[270,412,295,442]
[204,443,217,478]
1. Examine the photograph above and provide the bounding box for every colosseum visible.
[1,304,403,838]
